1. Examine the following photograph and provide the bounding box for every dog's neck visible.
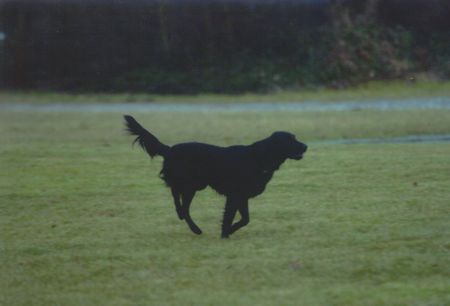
[251,140,287,173]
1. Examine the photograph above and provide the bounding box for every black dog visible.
[124,115,307,238]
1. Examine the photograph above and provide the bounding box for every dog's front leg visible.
[221,196,238,238]
[228,199,249,235]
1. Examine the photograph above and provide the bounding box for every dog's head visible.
[253,131,307,171]
[269,131,308,160]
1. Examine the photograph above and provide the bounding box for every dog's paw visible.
[192,228,202,235]
[190,226,202,235]
[176,209,185,220]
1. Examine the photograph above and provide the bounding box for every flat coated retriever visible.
[124,115,307,238]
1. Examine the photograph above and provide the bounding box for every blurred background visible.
[0,0,449,94]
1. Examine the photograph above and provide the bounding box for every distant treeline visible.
[1,0,449,93]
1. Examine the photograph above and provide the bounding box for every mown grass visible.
[1,110,450,306]
[1,80,450,103]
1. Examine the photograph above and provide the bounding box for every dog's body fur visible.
[124,115,307,238]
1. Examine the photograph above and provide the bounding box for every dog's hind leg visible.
[228,199,249,236]
[221,196,239,238]
[181,190,202,235]
[170,188,184,220]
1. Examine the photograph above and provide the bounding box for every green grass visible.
[1,80,450,103]
[1,110,450,305]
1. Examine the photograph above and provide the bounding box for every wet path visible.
[1,97,450,112]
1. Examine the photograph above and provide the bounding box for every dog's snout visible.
[298,142,307,153]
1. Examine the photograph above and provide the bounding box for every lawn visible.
[1,110,449,306]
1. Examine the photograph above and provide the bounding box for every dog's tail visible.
[124,115,170,158]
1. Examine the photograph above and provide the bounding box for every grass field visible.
[1,109,450,305]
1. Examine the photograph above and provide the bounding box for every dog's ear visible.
[252,135,285,172]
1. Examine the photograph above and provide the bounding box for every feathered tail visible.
[124,115,170,158]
